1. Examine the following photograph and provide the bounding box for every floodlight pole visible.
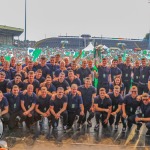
[24,0,27,42]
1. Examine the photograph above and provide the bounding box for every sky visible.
[0,0,150,41]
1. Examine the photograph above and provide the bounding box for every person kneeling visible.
[50,87,68,132]
[66,84,84,130]
[129,93,150,136]
[94,88,112,131]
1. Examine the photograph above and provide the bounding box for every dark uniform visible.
[35,76,45,84]
[78,85,96,124]
[23,79,40,93]
[21,93,37,128]
[117,63,124,72]
[97,66,110,94]
[132,66,140,87]
[46,63,59,76]
[7,80,24,91]
[67,92,84,128]
[43,83,56,93]
[138,66,150,95]
[128,102,150,133]
[109,83,124,94]
[122,64,132,94]
[50,95,68,128]
[94,96,112,127]
[54,69,68,77]
[122,94,140,129]
[108,92,123,126]
[0,69,13,80]
[110,67,122,82]
[52,80,70,91]
[0,97,10,124]
[4,92,24,129]
[12,71,26,81]
[65,77,81,87]
[35,94,51,121]
[36,64,52,78]
[0,79,9,93]
[77,67,91,84]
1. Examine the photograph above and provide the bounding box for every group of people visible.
[0,54,150,137]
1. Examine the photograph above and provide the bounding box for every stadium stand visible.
[0,25,23,46]
[37,34,149,50]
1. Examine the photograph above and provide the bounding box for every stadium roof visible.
[0,25,24,36]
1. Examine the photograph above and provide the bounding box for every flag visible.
[28,47,35,55]
[32,49,42,62]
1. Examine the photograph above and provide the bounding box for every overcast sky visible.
[0,0,150,41]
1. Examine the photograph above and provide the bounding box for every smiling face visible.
[12,86,19,96]
[71,85,77,95]
[0,73,5,81]
[28,72,35,80]
[60,61,65,69]
[64,57,69,65]
[57,88,64,98]
[46,77,52,85]
[3,62,10,71]
[50,57,55,65]
[88,60,93,68]
[27,84,33,95]
[15,75,21,83]
[84,78,91,87]
[102,58,107,66]
[126,57,131,65]
[68,71,74,78]
[99,89,106,99]
[41,87,47,97]
[141,59,146,66]
[0,56,5,63]
[82,60,87,68]
[113,86,120,95]
[112,60,117,67]
[114,77,121,85]
[135,61,140,67]
[142,93,149,105]
[130,86,138,98]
